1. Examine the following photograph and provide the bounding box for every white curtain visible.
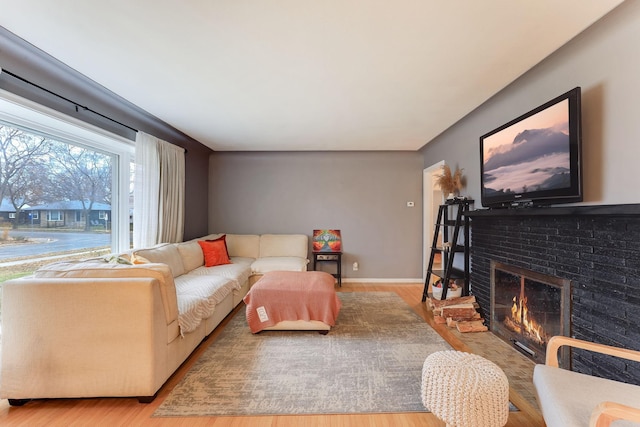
[133,131,185,248]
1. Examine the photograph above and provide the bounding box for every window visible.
[47,211,63,221]
[0,92,134,256]
[8,213,16,219]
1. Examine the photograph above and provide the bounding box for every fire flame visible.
[509,295,545,345]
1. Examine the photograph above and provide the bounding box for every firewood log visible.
[429,295,476,309]
[439,305,478,319]
[456,320,488,333]
[433,315,447,324]
[434,302,479,315]
[446,317,458,328]
[447,313,482,322]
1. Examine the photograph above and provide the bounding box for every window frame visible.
[0,89,134,253]
[47,210,63,222]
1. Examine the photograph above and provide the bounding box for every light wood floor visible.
[0,283,545,427]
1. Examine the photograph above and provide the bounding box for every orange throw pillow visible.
[198,240,231,267]
[207,234,230,259]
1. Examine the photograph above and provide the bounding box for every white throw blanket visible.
[174,274,239,335]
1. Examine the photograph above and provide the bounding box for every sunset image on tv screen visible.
[482,99,570,197]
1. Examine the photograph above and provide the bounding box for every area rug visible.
[154,292,453,417]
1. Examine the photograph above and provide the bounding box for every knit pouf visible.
[421,350,509,427]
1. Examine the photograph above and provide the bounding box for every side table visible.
[312,251,342,286]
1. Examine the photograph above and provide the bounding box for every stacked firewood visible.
[427,295,488,333]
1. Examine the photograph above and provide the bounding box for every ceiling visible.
[0,1,624,151]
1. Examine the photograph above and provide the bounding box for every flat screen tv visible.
[480,87,582,208]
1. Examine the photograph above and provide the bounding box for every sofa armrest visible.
[32,261,179,325]
[546,336,640,368]
[0,277,168,399]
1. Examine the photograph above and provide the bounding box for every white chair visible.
[533,336,640,427]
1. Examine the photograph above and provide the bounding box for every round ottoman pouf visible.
[421,350,509,427]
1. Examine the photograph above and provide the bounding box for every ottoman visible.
[243,271,342,333]
[421,350,509,427]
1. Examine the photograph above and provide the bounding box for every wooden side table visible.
[312,252,342,286]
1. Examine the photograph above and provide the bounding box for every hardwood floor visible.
[0,283,544,426]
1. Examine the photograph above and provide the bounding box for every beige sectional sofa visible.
[0,233,308,405]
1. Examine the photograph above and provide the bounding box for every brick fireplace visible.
[467,204,640,385]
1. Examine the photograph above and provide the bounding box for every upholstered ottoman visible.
[243,271,342,333]
[421,350,509,427]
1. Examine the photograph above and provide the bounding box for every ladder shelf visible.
[422,198,473,302]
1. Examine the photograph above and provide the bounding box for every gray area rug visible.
[154,291,453,417]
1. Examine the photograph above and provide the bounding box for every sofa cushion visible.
[259,234,308,258]
[202,233,223,240]
[188,262,251,291]
[130,253,151,264]
[225,234,260,259]
[33,260,179,325]
[134,243,186,278]
[198,240,231,267]
[251,256,309,274]
[229,256,255,266]
[175,240,204,272]
[173,274,238,334]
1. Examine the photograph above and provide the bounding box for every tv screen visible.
[480,87,582,208]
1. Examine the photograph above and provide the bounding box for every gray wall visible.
[420,1,640,207]
[182,150,212,240]
[209,151,424,280]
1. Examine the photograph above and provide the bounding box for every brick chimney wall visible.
[469,207,640,385]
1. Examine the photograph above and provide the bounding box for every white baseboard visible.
[341,278,423,283]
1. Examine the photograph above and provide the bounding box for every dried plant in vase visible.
[436,165,464,198]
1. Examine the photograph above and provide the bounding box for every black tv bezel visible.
[479,87,583,208]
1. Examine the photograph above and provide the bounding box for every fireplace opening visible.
[490,261,571,366]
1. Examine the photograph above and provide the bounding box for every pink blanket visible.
[243,271,342,333]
